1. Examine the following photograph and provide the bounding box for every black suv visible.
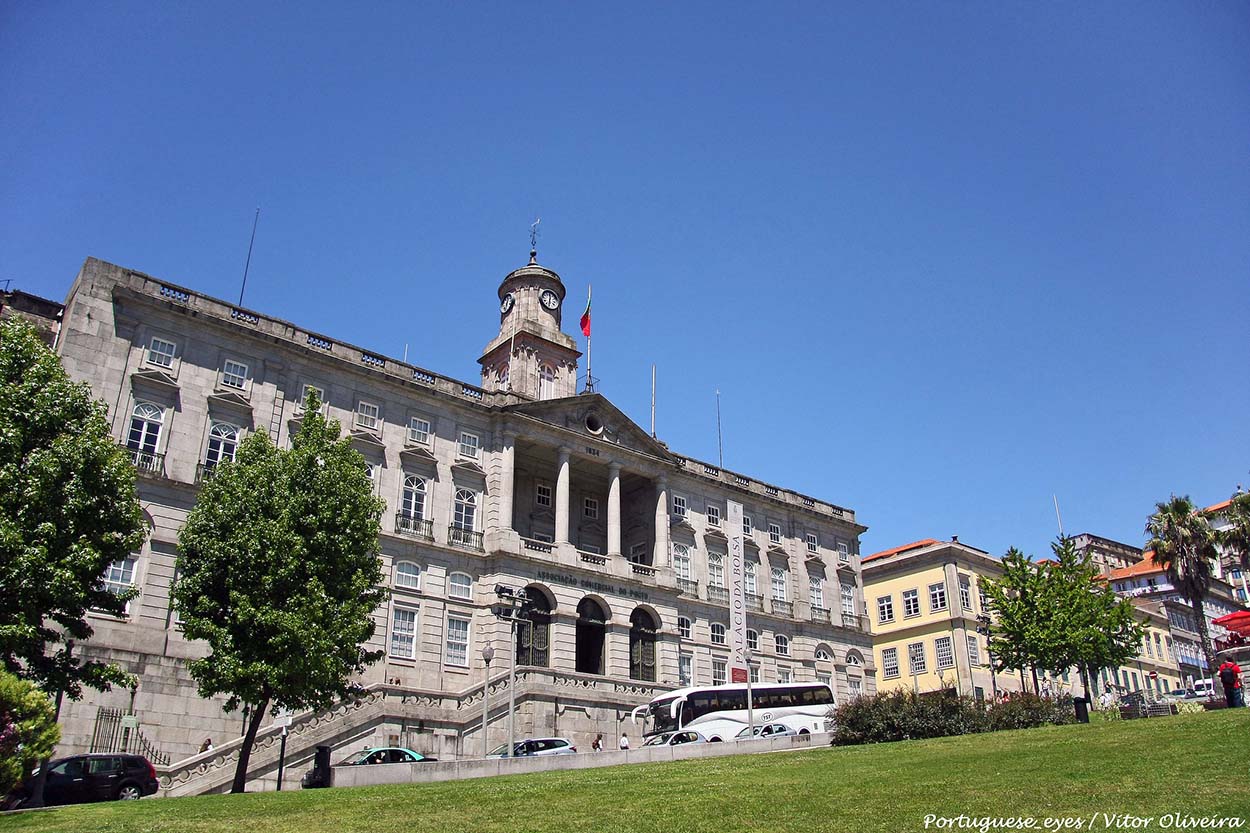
[6,754,159,807]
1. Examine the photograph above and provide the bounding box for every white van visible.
[1191,679,1216,698]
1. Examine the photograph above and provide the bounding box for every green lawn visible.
[4,710,1247,833]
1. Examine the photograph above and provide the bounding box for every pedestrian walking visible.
[591,733,603,752]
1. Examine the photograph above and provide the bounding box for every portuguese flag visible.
[580,286,592,337]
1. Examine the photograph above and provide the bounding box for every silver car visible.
[735,722,797,740]
[642,730,708,747]
[487,737,577,758]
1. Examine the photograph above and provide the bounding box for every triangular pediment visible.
[349,429,387,450]
[206,390,253,414]
[505,393,674,460]
[399,444,438,465]
[131,368,179,391]
[451,458,487,477]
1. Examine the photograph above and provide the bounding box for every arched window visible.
[448,572,473,600]
[401,475,427,520]
[775,634,790,656]
[746,629,759,651]
[516,588,551,667]
[453,489,476,531]
[711,622,726,645]
[498,363,509,388]
[846,649,864,667]
[629,608,658,682]
[576,597,608,674]
[128,402,163,454]
[815,644,834,662]
[205,422,238,469]
[539,364,555,400]
[394,561,421,590]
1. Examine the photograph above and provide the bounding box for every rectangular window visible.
[356,401,380,431]
[1154,633,1163,658]
[390,607,418,659]
[743,515,752,535]
[841,583,856,616]
[882,647,899,679]
[744,562,757,596]
[877,595,894,623]
[935,636,955,670]
[929,583,948,612]
[771,568,788,602]
[679,653,693,687]
[817,672,832,687]
[967,635,981,666]
[458,431,479,459]
[959,579,972,612]
[809,576,824,609]
[147,337,176,368]
[221,359,248,390]
[672,495,687,518]
[837,541,850,563]
[445,616,470,667]
[712,660,727,686]
[903,589,920,618]
[584,497,599,519]
[908,642,926,675]
[778,668,792,684]
[806,533,819,554]
[299,384,326,412]
[535,482,552,507]
[708,553,725,589]
[533,531,553,544]
[706,505,721,527]
[750,665,760,684]
[678,616,692,639]
[581,543,601,555]
[768,523,782,544]
[102,557,136,600]
[407,417,431,445]
[849,678,862,696]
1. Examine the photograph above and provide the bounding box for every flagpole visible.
[651,364,656,438]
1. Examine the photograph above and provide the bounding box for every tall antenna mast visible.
[716,389,724,468]
[1053,495,1065,539]
[238,207,260,307]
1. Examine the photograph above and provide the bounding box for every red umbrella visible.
[1213,610,1250,636]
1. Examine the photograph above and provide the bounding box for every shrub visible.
[986,692,1077,731]
[830,689,988,745]
[0,670,61,795]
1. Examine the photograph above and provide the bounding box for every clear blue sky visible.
[3,3,1247,559]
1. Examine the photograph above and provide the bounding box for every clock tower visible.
[478,249,581,400]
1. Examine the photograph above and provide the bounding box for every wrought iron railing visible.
[631,563,656,578]
[90,707,170,765]
[195,462,218,483]
[677,578,699,596]
[395,514,434,541]
[447,526,483,551]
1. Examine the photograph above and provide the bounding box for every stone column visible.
[499,431,516,532]
[653,475,669,567]
[555,446,571,545]
[607,462,622,557]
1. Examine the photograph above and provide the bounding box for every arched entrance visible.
[629,608,658,682]
[576,598,608,674]
[516,586,552,667]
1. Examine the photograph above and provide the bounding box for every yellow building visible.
[1092,600,1184,699]
[862,538,1022,700]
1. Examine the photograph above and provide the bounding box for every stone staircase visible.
[155,669,667,797]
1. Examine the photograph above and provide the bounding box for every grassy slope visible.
[3,710,1246,833]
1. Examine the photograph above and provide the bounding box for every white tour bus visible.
[631,682,836,742]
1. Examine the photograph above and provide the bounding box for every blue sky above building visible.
[3,2,1247,558]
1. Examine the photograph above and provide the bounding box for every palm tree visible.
[1217,490,1250,589]
[1146,495,1220,695]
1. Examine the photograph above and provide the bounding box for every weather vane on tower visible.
[529,218,541,263]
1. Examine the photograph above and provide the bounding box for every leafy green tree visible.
[0,669,61,795]
[1217,490,1250,580]
[173,391,386,793]
[1043,537,1143,699]
[979,548,1048,689]
[1146,495,1220,693]
[0,318,146,698]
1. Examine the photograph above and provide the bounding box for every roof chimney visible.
[951,535,959,543]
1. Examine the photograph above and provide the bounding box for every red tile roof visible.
[863,539,940,564]
[1105,551,1163,581]
[1202,498,1233,515]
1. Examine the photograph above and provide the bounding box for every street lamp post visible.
[481,645,495,758]
[744,649,755,739]
[977,615,999,700]
[492,584,530,760]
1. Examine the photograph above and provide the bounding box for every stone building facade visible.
[51,254,873,791]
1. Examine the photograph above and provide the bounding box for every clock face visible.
[540,290,559,310]
[500,293,515,314]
